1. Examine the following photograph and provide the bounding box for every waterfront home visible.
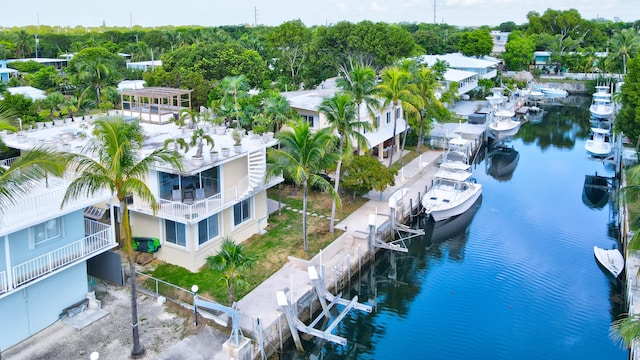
[416,53,500,80]
[2,88,283,273]
[0,60,18,83]
[282,79,407,161]
[0,150,116,350]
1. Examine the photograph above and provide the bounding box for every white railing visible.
[0,271,6,294]
[11,221,113,288]
[0,156,18,168]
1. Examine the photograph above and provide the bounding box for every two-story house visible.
[282,79,407,161]
[0,148,116,350]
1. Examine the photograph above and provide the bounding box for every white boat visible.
[540,87,568,98]
[528,90,544,100]
[593,246,624,278]
[422,159,483,222]
[485,90,506,106]
[585,128,612,156]
[589,85,615,119]
[489,109,520,140]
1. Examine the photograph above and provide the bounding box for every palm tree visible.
[37,92,65,121]
[62,117,182,357]
[377,66,414,168]
[267,120,339,252]
[319,93,370,233]
[610,30,640,74]
[74,57,115,105]
[206,237,256,307]
[220,75,249,128]
[336,64,379,124]
[411,66,444,154]
[262,94,294,133]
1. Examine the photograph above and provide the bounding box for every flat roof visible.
[417,53,499,69]
[119,87,192,97]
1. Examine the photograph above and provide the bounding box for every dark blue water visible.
[286,96,628,359]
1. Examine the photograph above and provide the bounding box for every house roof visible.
[7,86,46,100]
[119,87,192,97]
[117,80,146,90]
[416,53,500,69]
[282,88,339,112]
[444,68,477,82]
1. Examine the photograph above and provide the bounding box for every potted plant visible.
[221,147,231,157]
[232,128,243,153]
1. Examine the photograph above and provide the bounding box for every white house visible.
[416,53,500,80]
[126,60,162,72]
[282,80,407,161]
[490,31,510,54]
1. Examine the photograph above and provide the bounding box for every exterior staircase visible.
[247,148,267,193]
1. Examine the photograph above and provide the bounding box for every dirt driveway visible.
[2,282,229,360]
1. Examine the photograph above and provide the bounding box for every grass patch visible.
[147,186,368,304]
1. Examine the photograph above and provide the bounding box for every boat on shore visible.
[593,246,624,278]
[540,87,568,98]
[589,85,614,119]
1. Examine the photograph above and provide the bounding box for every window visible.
[396,107,401,120]
[301,115,316,127]
[165,220,186,247]
[375,115,380,128]
[32,218,62,246]
[198,214,219,245]
[233,198,251,226]
[386,111,391,124]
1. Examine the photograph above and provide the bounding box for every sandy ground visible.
[2,282,230,360]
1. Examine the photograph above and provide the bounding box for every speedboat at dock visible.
[593,246,624,278]
[589,85,615,119]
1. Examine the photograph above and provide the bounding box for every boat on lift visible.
[489,109,520,140]
[593,246,624,278]
[589,85,615,119]
[585,127,612,157]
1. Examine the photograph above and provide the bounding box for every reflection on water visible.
[486,145,520,181]
[582,174,611,209]
[282,96,627,360]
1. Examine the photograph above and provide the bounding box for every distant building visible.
[0,60,18,83]
[117,80,146,91]
[490,31,510,54]
[6,58,68,70]
[126,60,162,72]
[5,86,46,101]
[416,53,500,80]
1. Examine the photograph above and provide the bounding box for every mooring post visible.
[409,198,414,222]
[368,214,376,254]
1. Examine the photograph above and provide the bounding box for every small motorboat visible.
[585,128,612,157]
[593,246,624,278]
[489,109,520,140]
[589,85,614,119]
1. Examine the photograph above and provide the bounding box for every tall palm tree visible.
[220,75,249,128]
[178,108,214,159]
[411,66,444,154]
[206,237,256,307]
[377,66,414,168]
[75,57,115,105]
[267,120,339,252]
[610,30,640,74]
[62,117,182,357]
[319,93,370,233]
[336,64,379,125]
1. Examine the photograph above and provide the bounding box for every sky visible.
[1,0,638,29]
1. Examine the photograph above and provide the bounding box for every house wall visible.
[9,211,86,266]
[0,262,87,350]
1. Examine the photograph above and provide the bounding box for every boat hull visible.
[589,104,614,119]
[423,182,483,222]
[593,246,624,278]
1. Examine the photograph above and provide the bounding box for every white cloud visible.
[370,1,389,13]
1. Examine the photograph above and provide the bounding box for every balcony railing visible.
[136,173,284,223]
[11,220,114,288]
[0,156,17,168]
[0,271,6,294]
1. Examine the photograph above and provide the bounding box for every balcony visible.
[0,271,6,294]
[0,172,112,236]
[132,173,284,223]
[9,220,115,290]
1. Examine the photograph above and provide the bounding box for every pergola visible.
[119,87,192,124]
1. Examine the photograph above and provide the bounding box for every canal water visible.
[285,95,629,359]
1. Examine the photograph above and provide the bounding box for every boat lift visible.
[368,192,424,254]
[276,266,372,351]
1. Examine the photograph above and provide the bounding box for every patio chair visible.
[183,189,195,205]
[195,188,206,201]
[171,189,182,202]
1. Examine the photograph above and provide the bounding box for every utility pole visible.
[34,35,39,58]
[254,6,257,27]
[433,0,436,24]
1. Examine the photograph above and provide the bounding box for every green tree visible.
[68,47,124,105]
[458,29,493,58]
[37,92,65,121]
[220,75,249,128]
[410,65,444,154]
[319,93,370,233]
[609,30,640,74]
[503,31,536,71]
[180,108,214,159]
[336,64,379,124]
[615,57,640,143]
[267,20,312,90]
[266,120,339,252]
[377,66,413,168]
[341,155,396,196]
[62,117,182,357]
[30,66,62,92]
[262,93,295,133]
[206,237,256,307]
